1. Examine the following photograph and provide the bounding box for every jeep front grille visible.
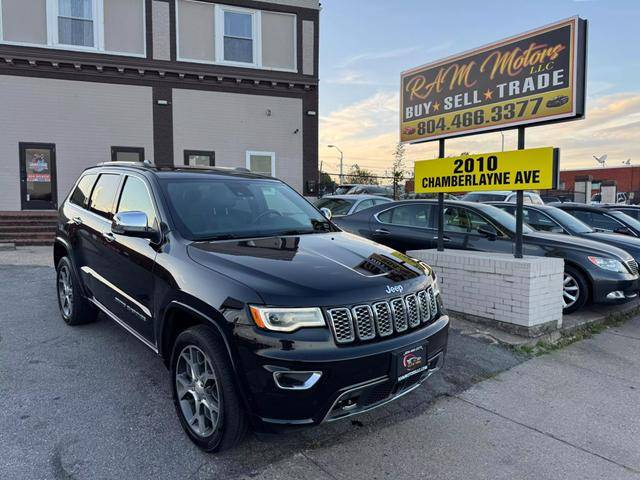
[326,287,440,345]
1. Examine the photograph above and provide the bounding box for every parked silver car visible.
[314,194,392,217]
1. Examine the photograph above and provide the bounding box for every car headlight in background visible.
[249,306,326,332]
[587,256,627,273]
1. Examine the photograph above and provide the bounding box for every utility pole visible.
[328,145,344,184]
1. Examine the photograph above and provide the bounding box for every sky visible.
[317,0,640,178]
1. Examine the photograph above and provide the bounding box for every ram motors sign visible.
[401,17,587,143]
[414,147,559,194]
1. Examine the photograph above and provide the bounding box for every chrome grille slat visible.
[427,287,438,320]
[327,286,440,344]
[405,294,420,328]
[390,298,408,332]
[417,290,431,323]
[372,302,393,337]
[626,259,639,276]
[327,308,355,344]
[352,305,376,341]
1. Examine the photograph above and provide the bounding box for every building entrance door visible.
[19,143,58,210]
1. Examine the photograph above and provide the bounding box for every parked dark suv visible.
[54,162,449,452]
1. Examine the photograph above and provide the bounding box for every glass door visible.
[19,143,57,210]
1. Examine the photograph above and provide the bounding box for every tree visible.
[347,164,379,185]
[388,142,408,199]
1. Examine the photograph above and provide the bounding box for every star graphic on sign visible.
[433,101,440,112]
[483,88,494,101]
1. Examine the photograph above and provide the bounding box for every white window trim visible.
[0,0,146,58]
[246,151,276,177]
[49,0,103,52]
[215,4,260,69]
[175,0,297,73]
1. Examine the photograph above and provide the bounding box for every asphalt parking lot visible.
[2,250,640,479]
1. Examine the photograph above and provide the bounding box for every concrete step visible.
[9,239,53,247]
[0,225,56,233]
[0,232,55,241]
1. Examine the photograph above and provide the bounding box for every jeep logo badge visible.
[386,285,403,295]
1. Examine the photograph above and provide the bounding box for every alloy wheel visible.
[175,345,221,438]
[57,265,74,318]
[562,272,580,309]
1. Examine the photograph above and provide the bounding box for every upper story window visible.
[0,0,145,57]
[57,0,96,47]
[222,9,254,64]
[177,1,297,72]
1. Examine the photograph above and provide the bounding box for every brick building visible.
[559,166,640,194]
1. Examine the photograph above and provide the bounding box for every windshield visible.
[546,208,594,234]
[475,204,534,234]
[314,197,355,215]
[160,177,334,241]
[610,210,640,230]
[462,192,507,202]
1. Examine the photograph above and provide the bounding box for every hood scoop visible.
[354,254,420,281]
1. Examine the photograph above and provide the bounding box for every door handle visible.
[72,217,83,225]
[375,228,390,235]
[102,232,115,243]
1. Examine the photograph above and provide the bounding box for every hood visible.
[187,232,431,307]
[526,231,634,262]
[582,231,640,259]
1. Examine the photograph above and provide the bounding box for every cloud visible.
[337,46,422,69]
[319,90,640,176]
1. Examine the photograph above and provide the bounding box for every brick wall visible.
[408,249,564,336]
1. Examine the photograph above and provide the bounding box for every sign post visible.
[403,17,586,259]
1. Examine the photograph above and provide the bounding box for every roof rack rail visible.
[96,160,155,168]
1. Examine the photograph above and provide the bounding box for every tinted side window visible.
[117,176,157,227]
[523,209,561,232]
[70,174,97,208]
[354,199,374,213]
[89,174,121,219]
[444,207,493,234]
[590,212,624,231]
[379,205,433,227]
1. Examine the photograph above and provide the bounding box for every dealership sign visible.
[414,147,559,193]
[401,17,587,143]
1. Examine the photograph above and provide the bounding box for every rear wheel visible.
[56,256,98,325]
[170,325,247,452]
[562,266,588,314]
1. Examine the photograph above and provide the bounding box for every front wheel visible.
[170,325,247,452]
[562,266,589,314]
[56,256,98,325]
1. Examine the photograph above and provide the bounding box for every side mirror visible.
[112,211,156,239]
[549,226,565,234]
[478,225,498,239]
[320,207,332,220]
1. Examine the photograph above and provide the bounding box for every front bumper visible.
[234,314,450,427]
[591,276,639,304]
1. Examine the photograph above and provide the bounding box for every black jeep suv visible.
[54,162,449,452]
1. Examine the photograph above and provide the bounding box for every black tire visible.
[56,256,98,326]
[563,265,589,314]
[170,325,248,452]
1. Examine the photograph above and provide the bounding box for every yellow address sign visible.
[414,147,559,194]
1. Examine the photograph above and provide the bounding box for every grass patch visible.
[512,305,640,356]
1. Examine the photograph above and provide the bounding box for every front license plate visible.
[394,343,428,382]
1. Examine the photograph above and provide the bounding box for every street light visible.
[328,145,344,184]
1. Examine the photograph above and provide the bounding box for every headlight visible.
[587,256,626,273]
[249,306,325,332]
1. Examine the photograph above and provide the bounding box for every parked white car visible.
[462,190,544,205]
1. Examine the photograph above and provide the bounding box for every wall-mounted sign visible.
[414,147,559,193]
[401,17,587,143]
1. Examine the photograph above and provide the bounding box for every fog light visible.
[273,371,322,390]
[606,291,625,300]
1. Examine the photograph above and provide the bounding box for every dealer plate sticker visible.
[397,344,429,381]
